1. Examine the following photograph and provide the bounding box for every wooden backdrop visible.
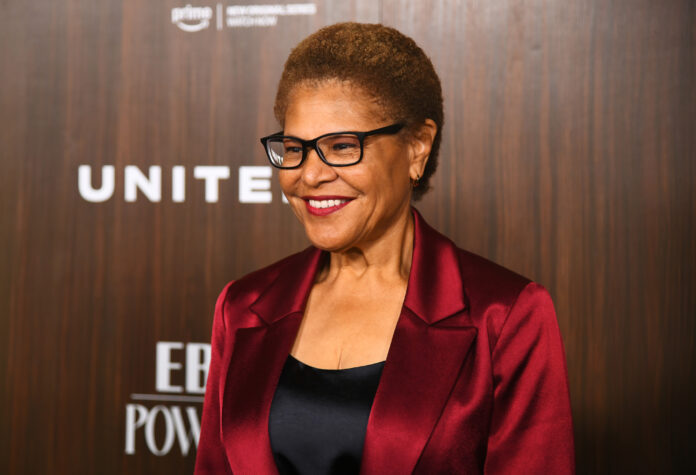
[1,0,693,473]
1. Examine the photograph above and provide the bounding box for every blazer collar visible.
[250,207,468,326]
[248,244,324,326]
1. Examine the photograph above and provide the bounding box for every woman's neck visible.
[320,208,415,286]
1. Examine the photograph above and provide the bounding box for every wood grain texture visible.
[383,0,695,473]
[1,0,693,473]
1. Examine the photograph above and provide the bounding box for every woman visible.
[196,22,574,474]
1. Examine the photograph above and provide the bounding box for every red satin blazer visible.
[195,209,575,474]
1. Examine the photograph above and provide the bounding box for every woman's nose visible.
[301,147,337,186]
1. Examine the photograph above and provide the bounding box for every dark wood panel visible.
[382,0,695,473]
[1,0,693,473]
[0,1,380,474]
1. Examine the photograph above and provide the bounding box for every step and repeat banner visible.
[2,1,694,473]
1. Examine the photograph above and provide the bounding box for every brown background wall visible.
[1,0,693,473]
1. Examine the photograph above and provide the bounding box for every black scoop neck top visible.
[269,354,386,475]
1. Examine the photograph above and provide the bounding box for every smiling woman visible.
[275,83,431,253]
[195,22,574,475]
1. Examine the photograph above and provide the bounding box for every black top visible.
[269,354,385,475]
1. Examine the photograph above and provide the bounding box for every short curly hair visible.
[273,22,443,200]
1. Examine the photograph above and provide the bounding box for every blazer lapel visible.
[360,209,477,474]
[220,315,301,474]
[220,248,325,474]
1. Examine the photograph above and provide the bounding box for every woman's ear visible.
[408,119,438,181]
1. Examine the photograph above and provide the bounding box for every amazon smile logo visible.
[171,4,214,32]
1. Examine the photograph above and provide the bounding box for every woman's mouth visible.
[303,196,353,216]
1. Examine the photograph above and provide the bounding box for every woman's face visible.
[278,82,416,252]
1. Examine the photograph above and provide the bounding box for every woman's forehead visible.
[284,82,388,137]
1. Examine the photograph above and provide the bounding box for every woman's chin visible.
[306,237,348,252]
[303,228,356,252]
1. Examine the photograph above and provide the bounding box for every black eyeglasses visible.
[260,123,405,169]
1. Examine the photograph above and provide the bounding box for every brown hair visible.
[274,22,443,200]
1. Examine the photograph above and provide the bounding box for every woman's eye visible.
[332,141,358,151]
[284,145,302,154]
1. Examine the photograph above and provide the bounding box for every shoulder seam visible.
[491,281,538,353]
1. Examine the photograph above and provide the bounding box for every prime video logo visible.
[171,4,214,32]
[171,3,318,32]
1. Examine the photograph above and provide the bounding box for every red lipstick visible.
[302,195,354,216]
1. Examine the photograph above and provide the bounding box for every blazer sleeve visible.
[195,282,235,475]
[484,283,575,474]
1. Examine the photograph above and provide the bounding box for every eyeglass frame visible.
[259,123,405,169]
